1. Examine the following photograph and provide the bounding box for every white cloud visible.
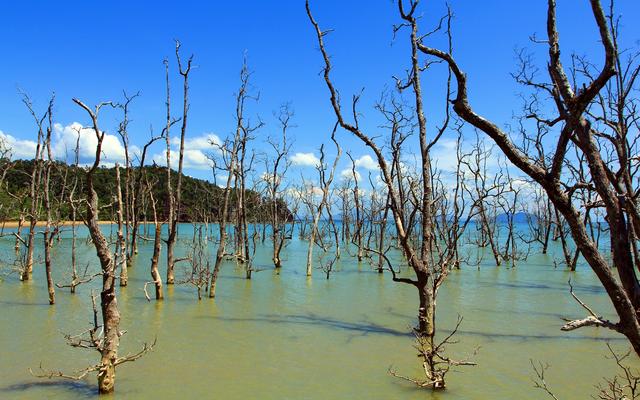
[260,171,282,186]
[53,122,127,164]
[171,133,222,151]
[510,177,536,195]
[340,167,361,181]
[290,152,320,167]
[2,125,221,172]
[152,133,221,170]
[152,149,212,170]
[430,138,459,172]
[354,154,378,170]
[286,185,323,200]
[213,174,229,187]
[374,174,387,188]
[0,131,38,159]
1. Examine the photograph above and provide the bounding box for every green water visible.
[0,224,634,399]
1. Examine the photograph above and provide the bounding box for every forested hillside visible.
[0,159,291,222]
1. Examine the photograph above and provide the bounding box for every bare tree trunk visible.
[14,213,25,254]
[268,106,292,270]
[209,58,261,294]
[21,94,46,281]
[167,42,193,286]
[554,207,575,270]
[117,92,138,264]
[305,128,341,277]
[148,179,163,300]
[378,194,391,273]
[115,164,127,286]
[348,153,364,261]
[416,0,640,354]
[307,3,476,388]
[67,135,81,294]
[164,56,176,285]
[73,98,121,394]
[42,98,55,304]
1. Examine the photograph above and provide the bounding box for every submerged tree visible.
[140,132,166,301]
[41,96,57,304]
[57,98,153,393]
[209,58,258,297]
[307,0,477,388]
[532,343,640,399]
[183,222,211,300]
[304,126,341,277]
[266,104,293,270]
[418,0,640,354]
[19,93,47,281]
[166,41,193,285]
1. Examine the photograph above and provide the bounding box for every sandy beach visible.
[0,220,115,228]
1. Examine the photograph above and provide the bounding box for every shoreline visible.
[0,220,116,228]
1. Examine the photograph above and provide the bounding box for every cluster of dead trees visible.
[414,0,640,359]
[1,0,639,395]
[306,0,640,391]
[0,43,301,394]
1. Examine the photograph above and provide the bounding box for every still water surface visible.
[0,223,634,399]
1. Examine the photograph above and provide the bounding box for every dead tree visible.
[41,96,56,304]
[532,343,640,399]
[461,135,504,266]
[389,316,477,389]
[162,56,176,284]
[31,291,155,394]
[20,93,46,281]
[376,191,392,273]
[359,170,388,272]
[308,1,477,388]
[0,136,13,233]
[325,185,341,260]
[113,164,127,287]
[208,60,254,298]
[233,96,262,266]
[524,185,554,254]
[336,181,352,244]
[553,206,578,270]
[318,252,337,280]
[56,133,101,293]
[418,0,640,354]
[116,91,140,263]
[72,97,152,393]
[497,162,528,267]
[305,126,341,277]
[266,104,293,269]
[13,211,26,254]
[182,222,210,300]
[166,41,193,285]
[139,132,165,301]
[284,186,302,247]
[69,134,81,288]
[0,135,11,187]
[145,175,164,301]
[208,135,235,298]
[237,150,260,279]
[347,152,365,261]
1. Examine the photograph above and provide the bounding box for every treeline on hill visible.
[0,159,292,223]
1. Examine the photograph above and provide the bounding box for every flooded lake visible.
[0,223,632,399]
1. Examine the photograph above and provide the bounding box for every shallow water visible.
[0,223,634,399]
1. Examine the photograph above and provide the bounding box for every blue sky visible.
[1,0,639,182]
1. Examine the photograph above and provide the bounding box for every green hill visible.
[1,160,291,223]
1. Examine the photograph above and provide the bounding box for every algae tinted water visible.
[0,223,633,399]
